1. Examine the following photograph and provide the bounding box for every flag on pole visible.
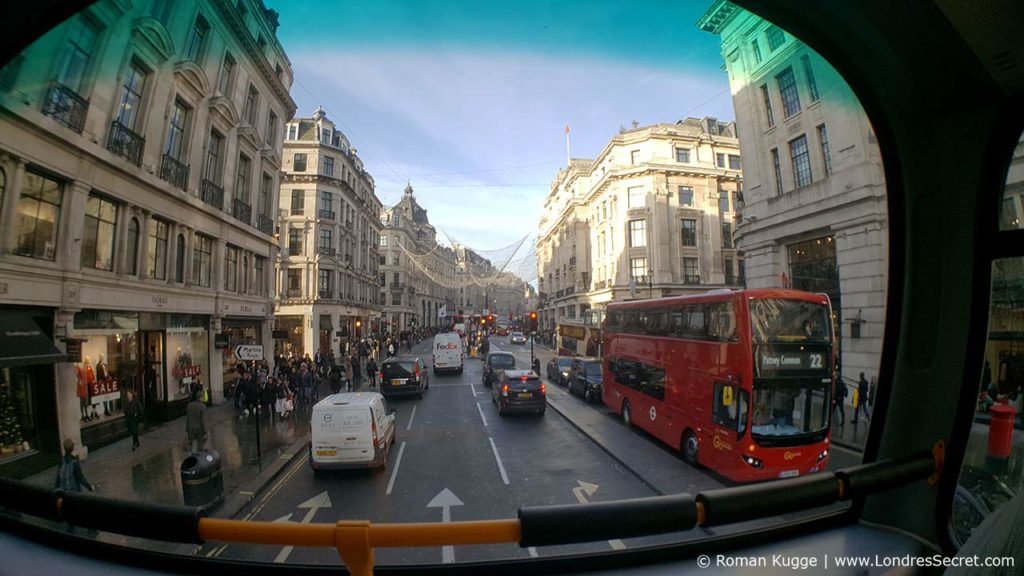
[439,304,447,318]
[564,124,570,134]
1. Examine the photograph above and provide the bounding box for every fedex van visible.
[309,393,396,472]
[433,332,464,374]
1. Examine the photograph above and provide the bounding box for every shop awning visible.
[319,316,334,331]
[0,312,68,368]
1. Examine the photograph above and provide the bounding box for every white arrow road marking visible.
[274,492,331,563]
[476,402,488,427]
[406,405,417,431]
[489,437,510,485]
[386,441,406,495]
[427,488,465,564]
[572,481,626,551]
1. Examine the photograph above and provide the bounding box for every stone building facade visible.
[0,0,294,469]
[274,107,383,356]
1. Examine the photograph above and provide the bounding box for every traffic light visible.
[529,311,538,333]
[355,319,362,336]
[480,318,486,325]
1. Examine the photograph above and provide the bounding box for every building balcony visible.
[684,274,701,285]
[319,209,336,220]
[290,207,304,216]
[232,199,252,224]
[257,213,274,235]
[160,154,189,191]
[288,244,303,256]
[389,282,405,292]
[318,290,333,300]
[200,179,224,210]
[42,82,88,133]
[318,245,335,257]
[286,288,303,298]
[106,121,144,166]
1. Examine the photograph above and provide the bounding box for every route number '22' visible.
[809,354,823,369]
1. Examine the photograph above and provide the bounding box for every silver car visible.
[509,331,527,344]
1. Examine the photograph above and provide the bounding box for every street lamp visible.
[645,274,654,299]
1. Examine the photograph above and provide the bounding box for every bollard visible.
[986,400,1016,475]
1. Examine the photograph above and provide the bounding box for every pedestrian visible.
[124,388,143,451]
[185,389,207,453]
[299,363,313,408]
[834,377,847,426]
[56,438,95,493]
[366,357,378,389]
[854,372,871,423]
[330,365,342,394]
[344,355,354,392]
[532,356,541,376]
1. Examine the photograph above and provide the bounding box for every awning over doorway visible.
[0,312,68,368]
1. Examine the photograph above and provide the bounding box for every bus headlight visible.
[742,454,764,469]
[817,449,829,462]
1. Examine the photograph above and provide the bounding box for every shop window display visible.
[73,311,138,427]
[0,367,36,461]
[167,329,209,402]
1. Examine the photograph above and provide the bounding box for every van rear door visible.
[333,407,373,463]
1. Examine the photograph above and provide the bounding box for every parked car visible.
[568,357,603,402]
[309,392,396,472]
[482,352,516,387]
[546,356,573,386]
[380,357,429,398]
[509,331,527,344]
[492,369,546,416]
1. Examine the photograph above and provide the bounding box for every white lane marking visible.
[406,404,417,431]
[427,488,464,564]
[488,437,510,485]
[573,480,626,551]
[275,492,332,563]
[609,539,627,550]
[528,546,539,557]
[476,402,488,427]
[385,441,407,495]
[470,382,478,397]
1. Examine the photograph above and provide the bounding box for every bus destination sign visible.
[758,350,826,372]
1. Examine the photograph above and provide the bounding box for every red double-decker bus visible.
[601,289,834,482]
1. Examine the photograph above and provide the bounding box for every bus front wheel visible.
[682,431,698,466]
[621,400,632,427]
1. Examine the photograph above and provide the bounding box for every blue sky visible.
[274,1,734,277]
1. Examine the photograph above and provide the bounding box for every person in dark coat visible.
[185,390,207,453]
[365,357,378,389]
[854,372,871,423]
[124,389,143,451]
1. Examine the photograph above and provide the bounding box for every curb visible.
[211,431,311,521]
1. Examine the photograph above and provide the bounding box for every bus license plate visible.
[316,449,337,457]
[779,469,799,478]
[517,392,533,399]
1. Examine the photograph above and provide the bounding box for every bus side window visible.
[737,390,749,437]
[712,381,738,429]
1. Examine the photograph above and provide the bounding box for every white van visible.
[432,332,464,374]
[309,392,396,472]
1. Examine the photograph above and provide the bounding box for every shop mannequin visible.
[83,356,98,420]
[76,363,89,421]
[96,353,113,416]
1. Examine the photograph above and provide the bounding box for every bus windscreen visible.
[749,299,831,343]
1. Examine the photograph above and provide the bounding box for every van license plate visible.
[779,469,799,478]
[316,449,337,457]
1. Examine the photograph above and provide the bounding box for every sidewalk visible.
[21,386,323,551]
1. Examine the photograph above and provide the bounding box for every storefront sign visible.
[63,338,85,363]
[89,378,121,403]
[214,333,229,348]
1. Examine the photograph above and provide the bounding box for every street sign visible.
[234,344,264,361]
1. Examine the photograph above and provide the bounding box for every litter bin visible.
[181,449,223,507]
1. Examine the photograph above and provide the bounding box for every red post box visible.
[986,400,1017,475]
